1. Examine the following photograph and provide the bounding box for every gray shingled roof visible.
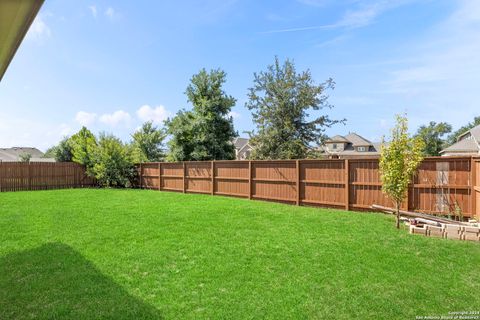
[0,147,51,162]
[441,137,479,153]
[233,137,249,150]
[344,133,372,146]
[441,124,480,154]
[326,135,349,143]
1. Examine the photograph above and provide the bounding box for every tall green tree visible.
[69,127,97,174]
[166,68,237,161]
[131,121,166,163]
[380,115,425,229]
[446,116,480,146]
[246,57,342,159]
[414,121,452,156]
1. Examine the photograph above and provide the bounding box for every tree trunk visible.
[395,202,400,229]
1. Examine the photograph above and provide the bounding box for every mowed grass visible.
[0,189,479,319]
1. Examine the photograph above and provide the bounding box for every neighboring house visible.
[318,133,382,159]
[233,137,253,160]
[0,147,55,162]
[440,124,480,156]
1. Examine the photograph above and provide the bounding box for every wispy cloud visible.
[263,0,412,34]
[297,0,331,7]
[105,7,118,20]
[381,0,480,126]
[88,5,97,18]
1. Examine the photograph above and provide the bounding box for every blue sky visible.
[1,0,479,151]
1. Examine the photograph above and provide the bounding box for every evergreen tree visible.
[167,69,237,161]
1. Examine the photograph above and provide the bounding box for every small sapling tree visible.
[380,114,425,228]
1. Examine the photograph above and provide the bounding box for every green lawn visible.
[0,189,479,319]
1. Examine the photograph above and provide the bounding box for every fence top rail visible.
[137,155,478,166]
[0,161,83,165]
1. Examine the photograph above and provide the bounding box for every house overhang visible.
[0,0,44,82]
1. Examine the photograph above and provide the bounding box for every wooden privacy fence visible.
[139,156,479,218]
[0,162,95,192]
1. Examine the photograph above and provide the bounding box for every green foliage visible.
[69,127,97,173]
[55,137,73,162]
[166,111,195,162]
[43,138,73,162]
[446,116,480,146]
[166,68,237,161]
[380,114,425,228]
[19,153,32,163]
[414,121,452,156]
[92,133,134,187]
[131,121,166,163]
[43,146,57,159]
[246,57,342,160]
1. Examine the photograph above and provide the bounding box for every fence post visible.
[158,163,162,191]
[183,162,186,193]
[139,163,143,189]
[211,161,215,195]
[296,160,300,206]
[344,159,350,211]
[27,162,32,191]
[471,157,476,217]
[248,161,253,199]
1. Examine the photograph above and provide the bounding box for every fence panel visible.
[349,159,393,210]
[0,162,94,192]
[214,161,249,197]
[301,160,346,207]
[252,161,297,203]
[138,157,479,218]
[411,158,472,216]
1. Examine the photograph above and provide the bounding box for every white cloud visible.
[88,5,98,18]
[26,15,51,41]
[228,111,241,119]
[136,105,170,124]
[75,111,97,126]
[99,110,132,127]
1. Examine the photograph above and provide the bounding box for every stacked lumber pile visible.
[410,224,480,241]
[371,204,480,242]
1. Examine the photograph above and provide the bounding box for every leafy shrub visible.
[92,133,135,187]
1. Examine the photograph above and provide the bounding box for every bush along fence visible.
[138,157,480,219]
[0,162,95,192]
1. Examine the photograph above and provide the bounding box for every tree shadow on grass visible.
[0,243,162,319]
